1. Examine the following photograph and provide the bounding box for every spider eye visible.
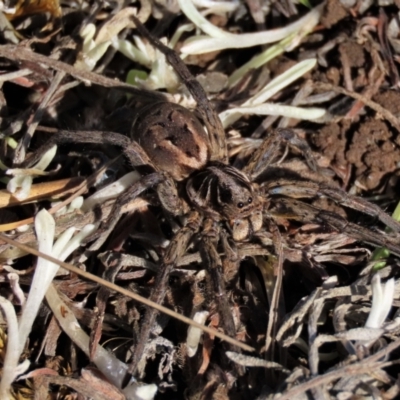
[237,202,244,209]
[248,197,253,204]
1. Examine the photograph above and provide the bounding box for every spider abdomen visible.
[132,102,210,181]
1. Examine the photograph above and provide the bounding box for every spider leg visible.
[22,128,186,242]
[273,198,400,257]
[131,15,228,163]
[267,179,400,232]
[200,232,247,378]
[88,172,166,249]
[20,129,155,170]
[220,229,240,284]
[244,128,317,179]
[128,211,203,376]
[199,234,237,346]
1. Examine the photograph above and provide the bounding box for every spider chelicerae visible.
[23,15,400,386]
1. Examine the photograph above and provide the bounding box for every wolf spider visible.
[23,16,400,379]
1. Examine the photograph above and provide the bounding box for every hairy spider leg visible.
[270,197,400,257]
[128,212,249,378]
[20,129,153,169]
[200,233,246,378]
[266,179,400,233]
[89,172,167,249]
[128,211,203,375]
[21,129,184,246]
[244,128,317,179]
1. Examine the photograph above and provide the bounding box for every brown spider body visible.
[133,102,210,181]
[133,100,264,241]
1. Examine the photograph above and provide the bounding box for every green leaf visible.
[299,0,312,8]
[126,69,148,86]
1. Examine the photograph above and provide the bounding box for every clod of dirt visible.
[339,41,365,68]
[346,118,400,189]
[321,0,349,28]
[311,122,348,168]
[373,90,400,117]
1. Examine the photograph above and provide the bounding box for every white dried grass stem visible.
[0,296,21,400]
[6,168,50,176]
[169,23,194,49]
[85,41,112,70]
[123,383,158,400]
[52,227,76,257]
[68,196,84,212]
[186,310,209,357]
[365,275,395,329]
[34,145,57,171]
[6,145,57,200]
[18,210,96,353]
[148,52,180,90]
[16,224,30,232]
[178,0,231,39]
[18,209,56,351]
[192,0,239,14]
[12,177,33,201]
[56,224,96,262]
[228,34,296,87]
[80,23,96,53]
[53,203,68,216]
[179,1,323,54]
[82,171,141,212]
[221,59,318,128]
[246,59,317,106]
[220,104,325,129]
[112,39,151,67]
[7,272,25,306]
[6,175,25,193]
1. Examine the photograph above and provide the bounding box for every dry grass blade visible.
[0,177,83,208]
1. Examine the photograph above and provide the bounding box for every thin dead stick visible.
[345,73,384,119]
[315,82,400,132]
[0,233,255,353]
[0,45,166,102]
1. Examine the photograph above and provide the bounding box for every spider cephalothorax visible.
[187,163,263,240]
